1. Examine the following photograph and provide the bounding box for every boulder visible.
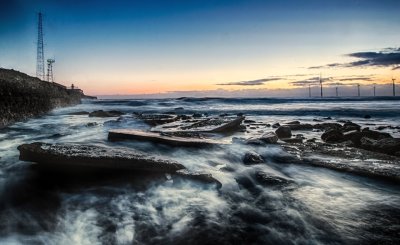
[286,123,313,130]
[243,152,264,165]
[175,169,222,188]
[275,126,292,139]
[321,129,344,143]
[86,122,97,127]
[286,121,300,125]
[359,137,400,155]
[313,123,342,131]
[272,123,280,128]
[342,122,361,132]
[343,129,392,145]
[89,110,123,117]
[255,171,292,186]
[259,132,279,144]
[18,142,185,172]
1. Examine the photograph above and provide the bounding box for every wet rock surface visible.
[108,129,225,147]
[89,110,124,117]
[18,142,185,173]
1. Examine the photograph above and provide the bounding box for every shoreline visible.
[0,68,96,128]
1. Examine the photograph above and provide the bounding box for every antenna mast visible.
[46,59,55,83]
[36,12,45,80]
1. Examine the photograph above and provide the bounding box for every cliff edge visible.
[0,68,96,128]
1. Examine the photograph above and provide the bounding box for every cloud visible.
[338,77,372,82]
[308,47,400,70]
[290,76,331,87]
[217,77,282,86]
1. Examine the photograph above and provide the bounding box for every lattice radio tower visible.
[36,12,45,80]
[47,59,55,83]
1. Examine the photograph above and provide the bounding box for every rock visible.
[245,138,266,145]
[343,129,392,145]
[313,123,342,131]
[286,121,300,125]
[136,114,179,126]
[177,115,191,120]
[359,137,400,155]
[376,126,388,130]
[259,132,279,144]
[237,112,244,117]
[272,123,280,128]
[286,123,313,130]
[342,122,361,132]
[68,111,89,115]
[307,138,317,143]
[192,113,203,118]
[175,169,222,188]
[86,122,97,127]
[255,171,292,186]
[158,116,245,134]
[108,129,225,147]
[209,116,245,133]
[244,119,256,123]
[323,117,332,120]
[321,129,344,143]
[0,68,92,129]
[275,126,292,139]
[89,110,124,117]
[243,152,264,165]
[281,138,303,143]
[18,142,185,172]
[364,115,372,119]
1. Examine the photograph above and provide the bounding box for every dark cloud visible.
[308,47,400,70]
[338,77,372,82]
[217,77,282,86]
[290,76,331,87]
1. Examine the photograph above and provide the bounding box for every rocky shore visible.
[0,68,95,128]
[17,107,400,184]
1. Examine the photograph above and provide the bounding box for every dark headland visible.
[0,68,96,128]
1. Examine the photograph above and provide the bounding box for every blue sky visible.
[1,0,399,95]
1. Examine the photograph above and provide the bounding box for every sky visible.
[1,0,400,97]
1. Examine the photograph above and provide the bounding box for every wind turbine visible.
[319,73,323,98]
[393,77,396,96]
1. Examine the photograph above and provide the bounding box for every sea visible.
[0,97,399,244]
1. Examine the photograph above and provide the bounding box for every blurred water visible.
[0,97,399,244]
